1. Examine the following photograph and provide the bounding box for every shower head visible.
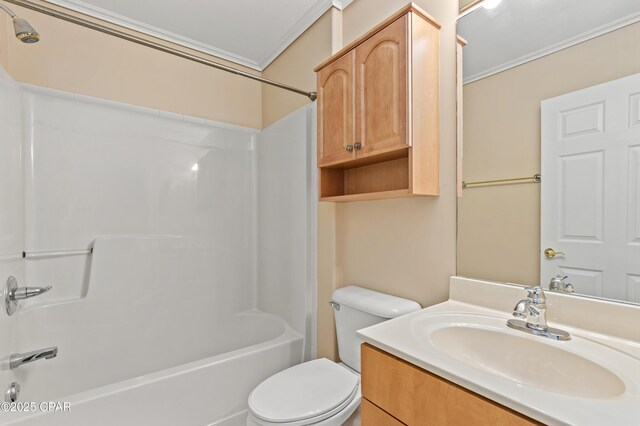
[0,3,39,43]
[12,16,39,43]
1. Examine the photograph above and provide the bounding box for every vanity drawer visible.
[362,399,405,425]
[361,344,540,425]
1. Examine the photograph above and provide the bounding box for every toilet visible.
[247,286,421,426]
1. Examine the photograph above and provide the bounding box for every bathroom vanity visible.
[361,344,537,425]
[357,277,640,425]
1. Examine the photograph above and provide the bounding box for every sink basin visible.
[410,313,628,399]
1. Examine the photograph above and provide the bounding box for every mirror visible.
[457,0,640,304]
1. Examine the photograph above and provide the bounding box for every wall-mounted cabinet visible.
[315,4,440,202]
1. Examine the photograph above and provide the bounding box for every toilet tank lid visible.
[332,286,421,319]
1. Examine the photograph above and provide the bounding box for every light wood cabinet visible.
[317,51,355,165]
[361,344,542,426]
[355,15,408,159]
[362,399,404,425]
[315,4,440,202]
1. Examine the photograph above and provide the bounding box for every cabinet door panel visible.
[355,16,408,158]
[361,344,541,426]
[362,398,405,425]
[317,51,355,166]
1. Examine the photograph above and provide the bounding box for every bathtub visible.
[4,311,303,426]
[2,237,304,425]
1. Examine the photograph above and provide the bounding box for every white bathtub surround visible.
[256,105,317,361]
[0,69,23,258]
[0,66,316,425]
[20,84,258,305]
[0,66,25,400]
[4,312,302,426]
[357,276,640,426]
[13,236,295,402]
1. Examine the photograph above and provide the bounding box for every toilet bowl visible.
[247,359,361,426]
[247,286,421,426]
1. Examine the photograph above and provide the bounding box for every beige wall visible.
[3,2,262,128]
[325,0,459,360]
[261,9,334,128]
[259,7,344,359]
[458,22,640,286]
[337,0,458,308]
[316,202,339,360]
[459,0,478,11]
[263,0,459,361]
[0,14,7,70]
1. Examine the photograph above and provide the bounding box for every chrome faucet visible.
[9,346,58,370]
[507,286,570,341]
[548,275,574,293]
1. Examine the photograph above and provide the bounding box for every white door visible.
[541,73,640,302]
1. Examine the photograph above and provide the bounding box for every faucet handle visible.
[525,286,546,304]
[4,277,53,316]
[548,275,575,293]
[11,286,51,301]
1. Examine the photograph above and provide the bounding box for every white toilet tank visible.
[331,286,421,372]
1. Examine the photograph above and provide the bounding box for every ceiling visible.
[45,0,352,71]
[458,0,640,84]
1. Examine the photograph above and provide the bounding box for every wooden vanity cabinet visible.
[315,4,440,201]
[361,344,541,426]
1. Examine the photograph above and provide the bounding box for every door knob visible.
[354,141,362,150]
[544,248,565,259]
[345,144,354,152]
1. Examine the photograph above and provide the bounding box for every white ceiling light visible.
[483,0,503,9]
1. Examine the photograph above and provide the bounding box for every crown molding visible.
[43,0,262,70]
[258,0,354,69]
[43,0,350,72]
[258,0,334,69]
[333,0,354,9]
[463,10,640,85]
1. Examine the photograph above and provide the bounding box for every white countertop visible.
[356,277,640,426]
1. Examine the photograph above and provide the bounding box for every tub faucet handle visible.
[10,286,52,300]
[4,276,52,316]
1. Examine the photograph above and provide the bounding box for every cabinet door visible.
[362,344,541,426]
[317,51,356,166]
[362,399,405,425]
[355,15,408,159]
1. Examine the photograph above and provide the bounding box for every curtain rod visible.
[3,0,317,101]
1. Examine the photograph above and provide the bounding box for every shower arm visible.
[1,0,317,101]
[0,3,16,18]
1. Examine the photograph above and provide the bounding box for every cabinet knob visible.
[354,141,362,150]
[345,144,354,152]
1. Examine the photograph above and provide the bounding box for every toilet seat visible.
[248,359,360,425]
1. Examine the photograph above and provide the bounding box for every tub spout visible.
[9,346,58,370]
